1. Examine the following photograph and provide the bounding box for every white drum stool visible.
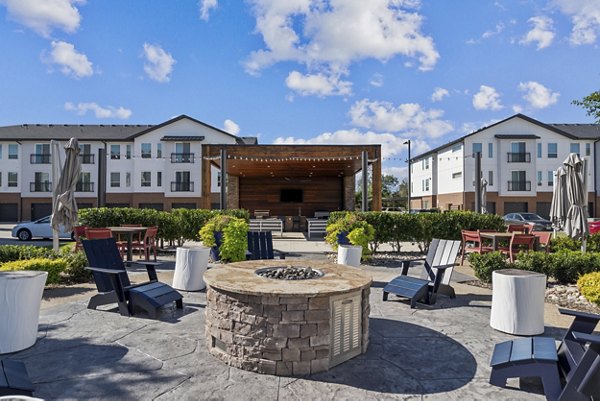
[172,247,210,291]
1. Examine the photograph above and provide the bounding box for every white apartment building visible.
[0,115,251,221]
[409,114,600,217]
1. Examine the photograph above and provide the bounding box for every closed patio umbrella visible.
[562,153,589,251]
[549,166,568,238]
[480,178,488,213]
[51,138,81,251]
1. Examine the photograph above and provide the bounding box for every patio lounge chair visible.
[247,231,285,260]
[82,238,183,318]
[382,238,461,308]
[490,308,600,401]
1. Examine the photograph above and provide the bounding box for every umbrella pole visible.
[52,231,59,252]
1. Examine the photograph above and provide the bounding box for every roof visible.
[0,114,246,143]
[411,114,600,161]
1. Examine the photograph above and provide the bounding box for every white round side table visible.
[172,246,210,291]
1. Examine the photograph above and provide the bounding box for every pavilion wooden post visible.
[201,145,212,209]
[361,151,368,212]
[220,148,227,210]
[371,150,382,211]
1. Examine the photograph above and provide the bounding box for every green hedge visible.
[578,272,600,306]
[79,207,250,244]
[328,211,505,252]
[0,257,68,284]
[469,250,600,284]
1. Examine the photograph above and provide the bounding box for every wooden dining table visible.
[478,232,515,250]
[108,226,147,262]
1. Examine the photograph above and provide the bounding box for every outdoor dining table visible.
[108,226,147,262]
[479,232,515,250]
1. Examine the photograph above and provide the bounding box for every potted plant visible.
[325,213,375,261]
[199,215,249,262]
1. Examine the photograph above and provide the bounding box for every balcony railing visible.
[507,181,531,191]
[30,154,51,164]
[171,181,194,192]
[30,182,52,192]
[507,152,531,163]
[170,153,195,163]
[76,182,94,192]
[79,154,95,164]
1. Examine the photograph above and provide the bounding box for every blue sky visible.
[0,0,599,179]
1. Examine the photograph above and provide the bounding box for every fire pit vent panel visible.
[330,292,362,368]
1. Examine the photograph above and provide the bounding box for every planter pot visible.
[336,231,350,245]
[210,231,223,261]
[173,246,210,291]
[337,245,362,267]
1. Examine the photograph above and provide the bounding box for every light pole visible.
[404,140,411,211]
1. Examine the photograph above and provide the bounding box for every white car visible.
[11,216,73,241]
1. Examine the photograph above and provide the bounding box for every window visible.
[8,172,17,187]
[509,171,528,191]
[0,172,2,186]
[126,144,131,159]
[452,172,462,179]
[110,172,120,187]
[570,143,580,155]
[34,172,50,191]
[488,171,493,186]
[586,143,591,156]
[537,143,542,158]
[425,178,430,191]
[8,144,18,159]
[125,172,131,187]
[421,180,424,191]
[141,171,151,187]
[156,143,162,159]
[0,144,2,159]
[35,143,50,155]
[77,172,92,192]
[548,143,558,158]
[157,171,162,187]
[423,200,429,209]
[537,171,543,186]
[451,143,461,152]
[217,172,221,187]
[511,142,525,153]
[472,143,482,156]
[425,158,429,169]
[548,171,554,186]
[488,143,493,158]
[110,145,120,160]
[141,143,151,159]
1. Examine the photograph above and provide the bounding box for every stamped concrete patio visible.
[7,236,573,400]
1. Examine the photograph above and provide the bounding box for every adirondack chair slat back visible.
[420,239,461,286]
[83,238,131,292]
[579,349,600,397]
[424,239,440,268]
[247,231,275,260]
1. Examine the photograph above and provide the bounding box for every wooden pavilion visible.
[201,144,381,218]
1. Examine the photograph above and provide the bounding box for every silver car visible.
[502,212,552,231]
[11,216,73,241]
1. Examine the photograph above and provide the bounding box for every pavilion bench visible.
[307,218,327,239]
[0,359,34,396]
[249,218,283,235]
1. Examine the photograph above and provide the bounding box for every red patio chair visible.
[73,225,88,251]
[131,226,158,261]
[499,233,536,263]
[506,224,529,233]
[85,228,125,257]
[460,230,494,265]
[532,231,552,253]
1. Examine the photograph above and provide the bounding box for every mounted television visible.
[280,189,303,203]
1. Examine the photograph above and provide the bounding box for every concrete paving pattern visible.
[2,233,573,400]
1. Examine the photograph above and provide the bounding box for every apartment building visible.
[409,114,600,217]
[0,115,249,221]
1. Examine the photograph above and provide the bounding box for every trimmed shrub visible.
[550,235,581,252]
[548,250,600,284]
[469,251,509,283]
[0,245,55,263]
[0,257,67,284]
[59,249,90,283]
[513,251,553,277]
[578,272,600,306]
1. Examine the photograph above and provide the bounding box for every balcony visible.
[80,154,95,164]
[507,152,531,163]
[171,181,194,192]
[30,182,52,192]
[170,153,195,163]
[76,182,94,192]
[30,154,51,164]
[507,181,531,191]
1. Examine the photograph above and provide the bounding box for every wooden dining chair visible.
[499,233,536,262]
[532,231,552,253]
[506,224,528,233]
[460,230,491,265]
[131,226,158,261]
[120,224,143,243]
[73,225,88,251]
[85,228,125,257]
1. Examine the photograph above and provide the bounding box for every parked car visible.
[11,216,73,241]
[502,212,552,231]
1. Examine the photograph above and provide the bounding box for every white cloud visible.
[223,119,240,135]
[47,40,93,78]
[244,0,439,81]
[348,98,453,138]
[518,81,559,109]
[199,0,217,21]
[382,166,408,180]
[467,22,504,44]
[431,87,449,102]
[369,73,384,87]
[0,0,83,37]
[512,104,524,113]
[554,0,600,45]
[285,71,352,97]
[519,16,555,50]
[142,43,176,83]
[472,85,503,111]
[64,102,132,119]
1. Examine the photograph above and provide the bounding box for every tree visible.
[572,91,600,123]
[381,174,399,198]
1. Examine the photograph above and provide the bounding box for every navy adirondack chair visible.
[490,308,600,401]
[383,238,461,308]
[247,231,285,260]
[83,238,183,318]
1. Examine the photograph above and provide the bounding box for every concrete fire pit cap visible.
[203,260,372,296]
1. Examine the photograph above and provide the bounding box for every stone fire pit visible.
[203,260,372,376]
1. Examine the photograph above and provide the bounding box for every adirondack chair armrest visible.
[559,308,600,323]
[85,266,127,275]
[432,263,456,270]
[571,331,600,345]
[274,249,286,260]
[129,261,162,281]
[399,257,426,275]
